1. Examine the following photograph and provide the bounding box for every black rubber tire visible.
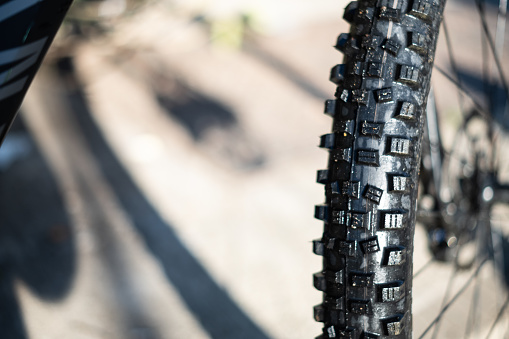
[313,0,446,337]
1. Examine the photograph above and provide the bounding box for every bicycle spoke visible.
[439,2,501,175]
[490,0,509,172]
[464,258,482,338]
[485,293,509,339]
[434,65,490,119]
[442,19,467,117]
[480,0,492,107]
[443,125,476,196]
[430,267,458,339]
[418,257,489,339]
[413,257,435,279]
[475,0,509,103]
[479,3,499,174]
[495,0,507,59]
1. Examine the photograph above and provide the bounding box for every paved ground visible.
[1,0,509,338]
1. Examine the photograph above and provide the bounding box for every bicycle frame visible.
[0,0,74,146]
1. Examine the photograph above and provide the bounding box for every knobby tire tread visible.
[314,0,446,338]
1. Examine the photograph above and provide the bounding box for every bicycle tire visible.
[314,0,446,337]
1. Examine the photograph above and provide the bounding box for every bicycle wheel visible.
[411,0,509,336]
[313,0,446,337]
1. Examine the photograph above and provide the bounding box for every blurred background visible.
[0,0,509,338]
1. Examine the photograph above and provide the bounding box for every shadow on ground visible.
[156,82,238,141]
[455,68,509,130]
[151,71,266,170]
[54,56,271,339]
[0,118,76,339]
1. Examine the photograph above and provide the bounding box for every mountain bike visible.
[314,0,509,338]
[2,0,509,338]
